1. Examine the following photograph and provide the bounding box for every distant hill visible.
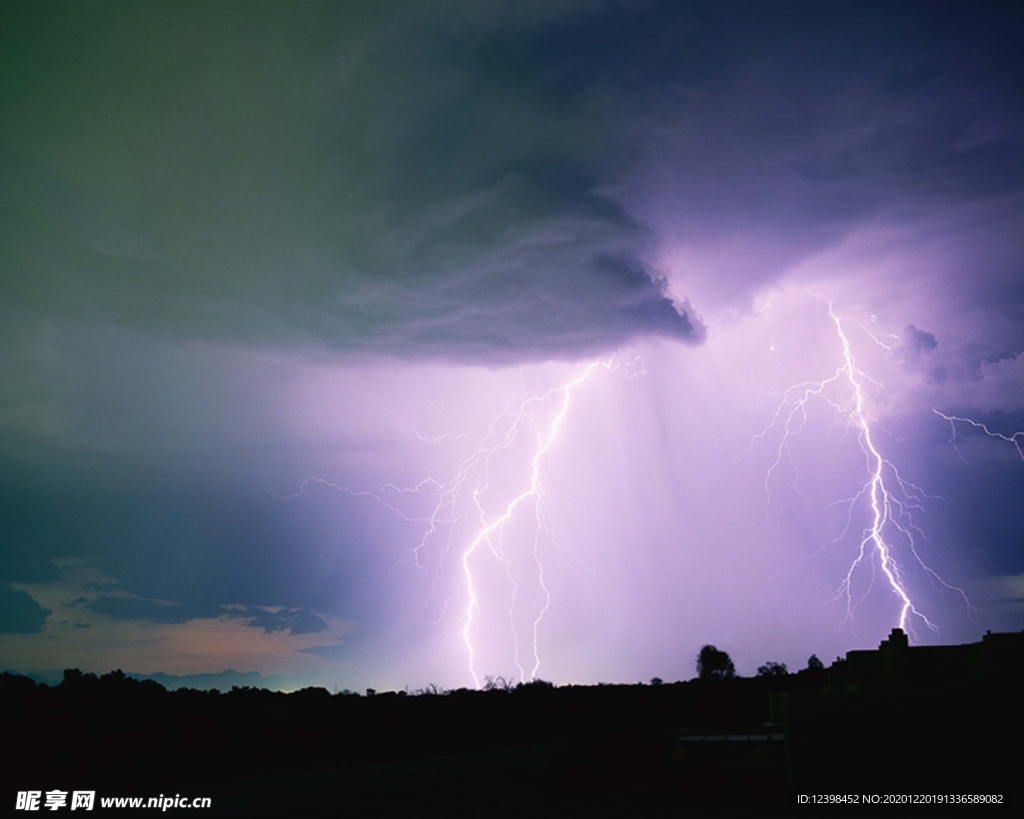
[127,668,301,692]
[0,669,61,686]
[2,667,317,692]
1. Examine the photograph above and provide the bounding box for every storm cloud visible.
[0,0,706,364]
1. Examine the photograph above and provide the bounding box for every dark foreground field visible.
[2,661,1018,815]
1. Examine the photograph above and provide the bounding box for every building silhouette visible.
[773,628,1024,791]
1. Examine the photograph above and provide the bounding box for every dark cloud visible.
[0,586,51,634]
[897,325,938,363]
[1,1,1021,363]
[87,593,329,635]
[622,2,1024,316]
[0,0,704,364]
[237,607,330,636]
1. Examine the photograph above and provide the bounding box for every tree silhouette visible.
[696,645,736,680]
[756,661,788,677]
[806,654,824,670]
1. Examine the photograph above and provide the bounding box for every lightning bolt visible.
[753,301,970,640]
[933,410,1024,463]
[277,358,627,687]
[460,361,607,687]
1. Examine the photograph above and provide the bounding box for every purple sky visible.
[1,0,1022,691]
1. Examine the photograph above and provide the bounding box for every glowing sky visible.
[2,0,1022,691]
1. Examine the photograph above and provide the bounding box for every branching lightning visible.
[754,301,970,640]
[934,410,1024,463]
[277,357,628,687]
[458,361,607,687]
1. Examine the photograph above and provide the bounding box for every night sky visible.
[2,0,1022,692]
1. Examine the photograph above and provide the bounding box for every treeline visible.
[2,666,823,795]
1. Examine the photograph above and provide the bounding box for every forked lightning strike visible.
[460,361,606,688]
[754,301,969,639]
[277,358,623,687]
